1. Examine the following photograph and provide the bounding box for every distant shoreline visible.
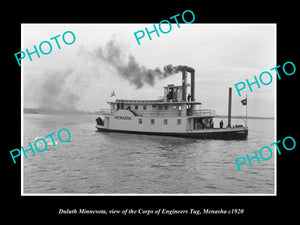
[215,115,274,120]
[23,108,98,115]
[23,108,274,119]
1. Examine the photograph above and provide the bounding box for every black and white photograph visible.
[21,24,276,195]
[4,4,298,220]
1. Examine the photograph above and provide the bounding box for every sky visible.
[22,23,276,117]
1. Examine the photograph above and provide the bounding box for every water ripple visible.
[23,114,275,194]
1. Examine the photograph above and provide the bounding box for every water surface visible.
[23,114,275,194]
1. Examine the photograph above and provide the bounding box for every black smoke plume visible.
[79,39,193,89]
[39,69,80,111]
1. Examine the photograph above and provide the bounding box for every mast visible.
[228,87,232,128]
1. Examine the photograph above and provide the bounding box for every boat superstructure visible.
[96,67,248,139]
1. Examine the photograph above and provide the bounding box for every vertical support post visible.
[228,87,232,128]
[181,103,187,117]
[190,69,195,102]
[182,70,187,101]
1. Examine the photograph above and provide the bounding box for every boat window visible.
[164,119,168,125]
[158,105,162,110]
[143,105,147,110]
[135,105,138,110]
[177,119,181,125]
[138,119,142,124]
[151,119,155,125]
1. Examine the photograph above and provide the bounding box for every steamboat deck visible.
[95,67,248,140]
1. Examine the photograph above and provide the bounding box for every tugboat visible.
[95,67,248,139]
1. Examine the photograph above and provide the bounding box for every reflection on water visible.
[23,114,275,194]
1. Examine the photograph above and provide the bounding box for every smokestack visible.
[190,69,195,101]
[182,70,187,101]
[228,87,232,127]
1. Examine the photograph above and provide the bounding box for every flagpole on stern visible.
[240,95,248,128]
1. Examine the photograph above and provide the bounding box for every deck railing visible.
[191,109,216,117]
[99,109,215,117]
